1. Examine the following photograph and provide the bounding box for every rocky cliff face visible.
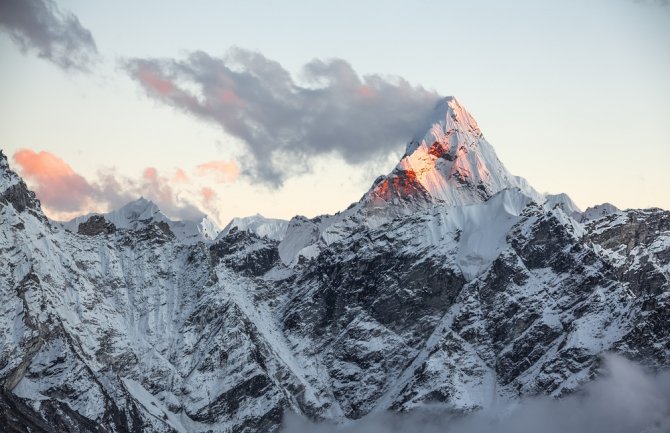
[0,100,668,433]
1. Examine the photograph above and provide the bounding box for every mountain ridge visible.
[0,98,668,433]
[60,196,220,244]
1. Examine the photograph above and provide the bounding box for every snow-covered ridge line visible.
[218,214,289,242]
[60,197,220,244]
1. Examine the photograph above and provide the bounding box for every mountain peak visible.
[365,97,541,209]
[62,197,220,243]
[61,198,166,233]
[117,197,162,220]
[110,197,221,241]
[406,97,481,155]
[219,214,288,242]
[0,149,45,217]
[0,150,17,193]
[544,193,582,220]
[582,202,620,221]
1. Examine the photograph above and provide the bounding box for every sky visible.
[1,0,669,226]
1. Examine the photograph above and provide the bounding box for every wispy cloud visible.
[11,149,231,223]
[282,354,670,433]
[173,168,189,183]
[0,0,98,71]
[196,160,240,184]
[123,48,441,186]
[201,187,216,203]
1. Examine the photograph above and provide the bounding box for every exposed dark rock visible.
[210,228,281,277]
[78,215,117,236]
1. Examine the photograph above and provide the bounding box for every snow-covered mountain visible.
[582,202,620,221]
[1,97,668,433]
[363,97,543,210]
[61,197,220,244]
[218,214,288,242]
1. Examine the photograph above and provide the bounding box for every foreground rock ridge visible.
[1,98,668,433]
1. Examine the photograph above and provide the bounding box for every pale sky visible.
[1,0,669,226]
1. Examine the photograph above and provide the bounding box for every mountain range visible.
[1,97,668,432]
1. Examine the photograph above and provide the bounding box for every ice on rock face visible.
[169,215,220,243]
[278,216,320,265]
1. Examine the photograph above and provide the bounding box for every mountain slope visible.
[0,97,668,433]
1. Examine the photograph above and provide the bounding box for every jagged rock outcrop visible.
[78,215,117,236]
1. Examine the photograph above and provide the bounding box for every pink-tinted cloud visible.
[196,160,240,183]
[137,166,204,220]
[201,186,215,203]
[13,148,95,212]
[199,186,221,224]
[10,149,210,223]
[173,168,189,183]
[136,67,175,96]
[218,89,243,105]
[356,85,376,98]
[143,167,158,180]
[125,59,200,110]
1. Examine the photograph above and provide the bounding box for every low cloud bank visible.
[282,354,670,433]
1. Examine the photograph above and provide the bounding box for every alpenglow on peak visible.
[365,97,541,208]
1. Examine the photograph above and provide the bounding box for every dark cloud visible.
[282,354,670,433]
[124,48,442,186]
[0,0,98,71]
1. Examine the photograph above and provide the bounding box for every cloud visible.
[282,354,670,433]
[0,0,98,71]
[13,149,95,212]
[173,168,189,183]
[123,48,441,186]
[11,149,216,223]
[196,160,240,184]
[201,187,216,203]
[199,186,222,224]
